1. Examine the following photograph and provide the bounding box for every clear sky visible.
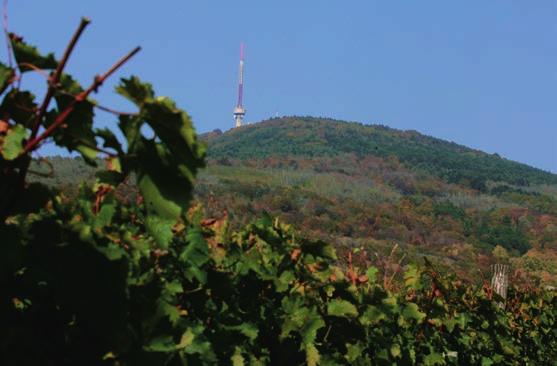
[3,1,556,172]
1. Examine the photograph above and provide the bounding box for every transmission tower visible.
[233,43,246,128]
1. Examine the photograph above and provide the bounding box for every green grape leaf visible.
[274,270,295,292]
[178,325,215,360]
[159,301,181,325]
[366,267,378,284]
[376,349,390,361]
[137,148,186,220]
[2,124,28,160]
[0,62,14,94]
[142,96,205,180]
[92,193,117,228]
[164,281,184,296]
[176,329,194,350]
[280,296,324,343]
[222,323,259,343]
[402,303,426,323]
[118,113,143,149]
[345,342,365,362]
[404,264,420,289]
[96,243,126,261]
[305,343,320,366]
[182,226,209,267]
[231,347,245,366]
[145,215,174,248]
[0,90,36,127]
[9,33,58,72]
[481,357,494,366]
[423,352,445,365]
[96,128,123,154]
[301,240,337,261]
[116,76,154,106]
[117,79,205,246]
[390,343,402,358]
[301,315,325,345]
[327,299,358,318]
[50,74,98,164]
[498,338,517,356]
[180,225,209,283]
[444,318,457,333]
[359,305,386,326]
[381,295,399,313]
[144,335,176,352]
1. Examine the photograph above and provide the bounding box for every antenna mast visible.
[233,43,246,128]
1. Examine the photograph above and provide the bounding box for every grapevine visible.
[0,18,555,366]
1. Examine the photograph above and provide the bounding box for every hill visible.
[198,117,557,283]
[205,116,557,188]
[36,117,557,284]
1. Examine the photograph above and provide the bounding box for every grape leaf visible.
[327,299,358,318]
[9,33,58,72]
[0,62,14,94]
[2,124,28,160]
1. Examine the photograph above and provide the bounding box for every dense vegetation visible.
[33,118,557,284]
[196,118,557,284]
[206,117,557,188]
[2,22,556,365]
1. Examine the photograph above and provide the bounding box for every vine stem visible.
[18,63,50,78]
[95,103,138,116]
[12,18,89,213]
[23,46,141,154]
[14,67,137,117]
[29,17,91,140]
[3,0,12,68]
[1,18,92,219]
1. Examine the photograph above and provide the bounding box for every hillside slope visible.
[37,117,557,284]
[206,117,557,188]
[198,117,557,284]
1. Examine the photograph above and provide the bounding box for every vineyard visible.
[1,20,556,365]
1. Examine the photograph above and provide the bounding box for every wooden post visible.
[491,264,509,307]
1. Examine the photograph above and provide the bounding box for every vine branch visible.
[30,17,91,139]
[18,62,50,78]
[23,46,141,154]
[95,103,138,116]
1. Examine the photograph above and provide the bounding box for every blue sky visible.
[3,1,556,172]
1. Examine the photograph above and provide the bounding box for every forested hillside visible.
[206,117,557,188]
[37,117,557,285]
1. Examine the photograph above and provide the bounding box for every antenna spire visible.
[233,43,246,128]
